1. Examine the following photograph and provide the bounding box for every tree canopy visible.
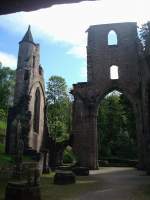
[46,75,71,142]
[97,91,137,160]
[46,76,68,104]
[0,63,15,112]
[0,63,15,136]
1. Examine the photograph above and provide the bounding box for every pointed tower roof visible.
[20,25,34,44]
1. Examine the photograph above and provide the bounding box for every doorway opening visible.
[97,90,137,167]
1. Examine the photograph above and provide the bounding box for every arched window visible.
[108,30,118,45]
[33,88,41,133]
[110,65,119,79]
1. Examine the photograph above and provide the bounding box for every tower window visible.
[24,70,29,81]
[110,65,119,79]
[108,30,118,45]
[33,88,40,133]
[33,56,36,67]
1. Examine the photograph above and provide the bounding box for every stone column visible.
[142,85,150,173]
[72,95,98,169]
[72,96,88,167]
[84,110,98,169]
[135,101,146,170]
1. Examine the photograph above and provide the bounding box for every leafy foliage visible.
[0,109,7,136]
[0,63,15,137]
[47,76,68,104]
[139,21,150,49]
[0,63,15,111]
[46,76,71,141]
[97,91,137,160]
[63,147,75,164]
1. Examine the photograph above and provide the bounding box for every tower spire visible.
[21,25,34,43]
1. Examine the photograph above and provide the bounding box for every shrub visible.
[63,147,76,164]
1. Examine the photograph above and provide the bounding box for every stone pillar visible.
[72,96,87,167]
[72,96,98,169]
[84,111,98,169]
[42,151,49,174]
[142,84,150,173]
[135,101,146,170]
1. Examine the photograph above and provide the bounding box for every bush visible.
[63,147,76,164]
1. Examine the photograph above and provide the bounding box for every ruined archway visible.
[97,90,137,165]
[71,22,149,170]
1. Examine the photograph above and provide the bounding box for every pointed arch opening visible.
[110,65,119,79]
[33,87,41,133]
[97,90,138,166]
[108,30,118,46]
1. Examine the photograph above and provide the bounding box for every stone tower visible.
[6,26,46,154]
[71,22,150,173]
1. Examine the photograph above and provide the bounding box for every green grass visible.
[0,172,105,200]
[40,173,105,200]
[0,143,32,167]
[0,154,13,166]
[0,143,13,166]
[0,173,150,200]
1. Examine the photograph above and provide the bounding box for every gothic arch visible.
[95,87,137,114]
[29,80,45,102]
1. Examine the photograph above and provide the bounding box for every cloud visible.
[67,44,87,58]
[0,0,150,58]
[80,65,87,79]
[0,51,17,69]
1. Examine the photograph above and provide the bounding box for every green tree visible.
[97,91,137,160]
[0,63,15,111]
[140,21,150,48]
[47,76,68,104]
[46,76,71,141]
[0,63,15,137]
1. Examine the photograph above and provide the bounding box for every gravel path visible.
[74,167,150,200]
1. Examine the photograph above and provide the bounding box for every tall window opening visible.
[108,30,118,45]
[33,88,41,133]
[24,69,29,81]
[110,65,119,79]
[97,90,137,165]
[33,56,36,67]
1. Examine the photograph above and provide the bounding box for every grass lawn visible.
[41,173,105,200]
[0,172,150,200]
[0,173,105,200]
[0,144,13,167]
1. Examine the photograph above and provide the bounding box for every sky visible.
[0,0,150,89]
